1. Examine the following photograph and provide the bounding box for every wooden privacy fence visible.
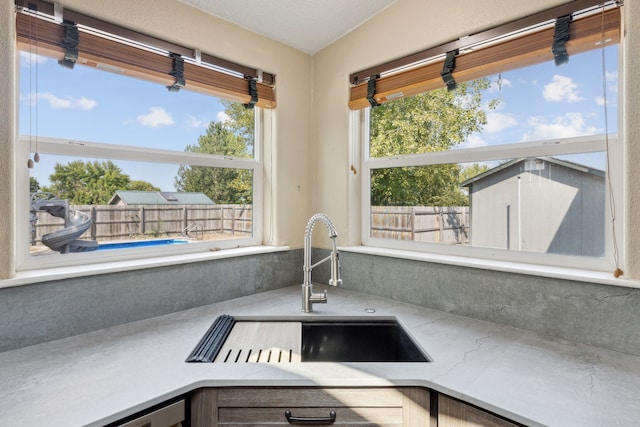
[33,204,467,245]
[371,206,469,245]
[32,204,252,243]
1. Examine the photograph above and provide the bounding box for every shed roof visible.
[108,191,215,205]
[461,157,605,188]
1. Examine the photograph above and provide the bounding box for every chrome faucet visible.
[302,213,342,312]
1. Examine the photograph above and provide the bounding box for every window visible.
[356,3,622,271]
[15,2,274,270]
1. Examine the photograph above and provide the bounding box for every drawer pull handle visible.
[284,410,336,425]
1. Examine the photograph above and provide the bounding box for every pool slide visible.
[31,194,98,253]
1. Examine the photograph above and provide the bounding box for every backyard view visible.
[367,45,616,258]
[24,60,257,253]
[23,42,616,258]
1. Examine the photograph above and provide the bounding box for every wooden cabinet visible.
[190,387,525,427]
[191,387,432,427]
[438,395,520,427]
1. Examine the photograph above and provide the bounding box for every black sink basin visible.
[301,320,430,362]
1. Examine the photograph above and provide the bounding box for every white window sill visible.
[1,246,289,289]
[340,246,640,289]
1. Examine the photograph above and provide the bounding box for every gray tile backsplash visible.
[2,249,638,357]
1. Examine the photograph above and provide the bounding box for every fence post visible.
[140,206,145,235]
[410,208,416,241]
[91,206,97,240]
[231,206,236,235]
[183,206,188,233]
[438,207,444,243]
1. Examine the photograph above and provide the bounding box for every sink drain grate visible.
[187,319,302,363]
[220,347,298,363]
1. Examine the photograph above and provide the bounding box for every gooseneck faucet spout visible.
[302,213,342,312]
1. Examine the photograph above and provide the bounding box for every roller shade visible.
[15,2,276,109]
[349,3,620,110]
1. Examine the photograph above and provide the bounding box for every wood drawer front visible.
[217,387,406,407]
[219,406,402,426]
[192,387,430,427]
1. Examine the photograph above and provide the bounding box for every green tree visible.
[459,163,490,183]
[29,176,40,193]
[128,180,161,192]
[174,104,254,204]
[44,160,157,204]
[370,79,495,206]
[221,99,255,156]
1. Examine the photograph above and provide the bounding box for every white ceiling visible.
[178,0,397,55]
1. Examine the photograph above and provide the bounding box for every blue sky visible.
[463,44,618,157]
[20,44,618,191]
[20,53,229,191]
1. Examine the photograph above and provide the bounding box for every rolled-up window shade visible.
[349,5,620,110]
[15,8,276,108]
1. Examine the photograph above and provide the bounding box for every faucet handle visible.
[309,290,328,303]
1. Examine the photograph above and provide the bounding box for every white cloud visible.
[595,96,606,106]
[34,92,97,110]
[485,112,518,133]
[136,107,174,127]
[543,75,584,103]
[523,112,599,141]
[217,111,230,123]
[459,134,487,149]
[185,115,204,130]
[20,51,48,66]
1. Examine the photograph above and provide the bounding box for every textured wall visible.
[0,0,15,279]
[338,251,640,356]
[1,0,314,281]
[624,0,640,277]
[0,250,302,352]
[3,246,639,356]
[312,0,639,279]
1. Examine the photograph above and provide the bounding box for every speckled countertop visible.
[1,285,639,426]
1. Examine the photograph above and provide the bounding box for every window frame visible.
[359,105,623,272]
[13,2,273,272]
[354,1,624,273]
[15,105,266,272]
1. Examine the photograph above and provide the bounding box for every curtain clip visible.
[552,15,572,66]
[367,75,381,108]
[58,20,79,69]
[441,49,458,91]
[167,53,185,92]
[243,77,259,109]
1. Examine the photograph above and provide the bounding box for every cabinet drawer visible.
[217,387,405,407]
[219,406,402,426]
[191,387,431,427]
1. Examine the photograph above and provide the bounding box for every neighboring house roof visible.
[108,191,215,205]
[460,157,605,188]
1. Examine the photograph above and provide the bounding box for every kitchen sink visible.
[187,316,431,363]
[301,320,430,362]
